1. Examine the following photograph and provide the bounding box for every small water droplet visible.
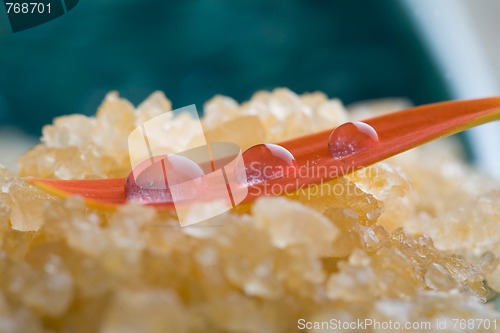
[328,121,379,160]
[125,154,204,203]
[240,144,297,185]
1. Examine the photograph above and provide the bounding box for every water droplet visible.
[125,154,204,203]
[328,122,379,160]
[240,144,297,185]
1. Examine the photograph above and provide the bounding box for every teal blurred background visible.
[0,0,450,135]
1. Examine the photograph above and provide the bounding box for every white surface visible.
[0,127,37,171]
[404,0,500,179]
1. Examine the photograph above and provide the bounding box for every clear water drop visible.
[125,154,204,203]
[328,121,379,160]
[240,143,297,185]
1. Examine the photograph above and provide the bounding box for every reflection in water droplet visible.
[328,122,379,160]
[125,154,204,203]
[240,144,297,185]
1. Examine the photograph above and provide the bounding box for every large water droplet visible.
[328,121,379,160]
[240,144,297,185]
[126,154,205,203]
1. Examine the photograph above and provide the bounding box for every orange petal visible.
[29,97,500,209]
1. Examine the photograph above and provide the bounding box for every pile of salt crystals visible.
[0,88,497,332]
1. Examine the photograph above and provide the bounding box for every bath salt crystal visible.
[252,197,339,257]
[0,294,45,332]
[200,293,281,333]
[2,229,34,261]
[195,247,218,267]
[101,290,191,333]
[357,224,389,253]
[240,91,271,117]
[71,257,112,299]
[9,181,53,231]
[135,91,172,126]
[92,92,136,157]
[424,263,458,291]
[203,95,241,129]
[274,244,326,295]
[268,88,304,121]
[204,115,266,151]
[107,217,147,251]
[143,220,188,256]
[326,261,377,302]
[65,212,108,257]
[42,114,95,148]
[182,216,225,239]
[287,177,383,226]
[313,99,349,131]
[477,252,499,274]
[346,163,415,231]
[222,224,284,300]
[284,108,314,138]
[408,192,500,253]
[138,111,204,155]
[267,88,315,140]
[389,139,496,219]
[19,145,122,179]
[237,88,317,141]
[0,197,9,233]
[8,256,73,317]
[299,91,328,110]
[322,208,363,257]
[17,145,61,179]
[110,204,157,231]
[240,259,283,299]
